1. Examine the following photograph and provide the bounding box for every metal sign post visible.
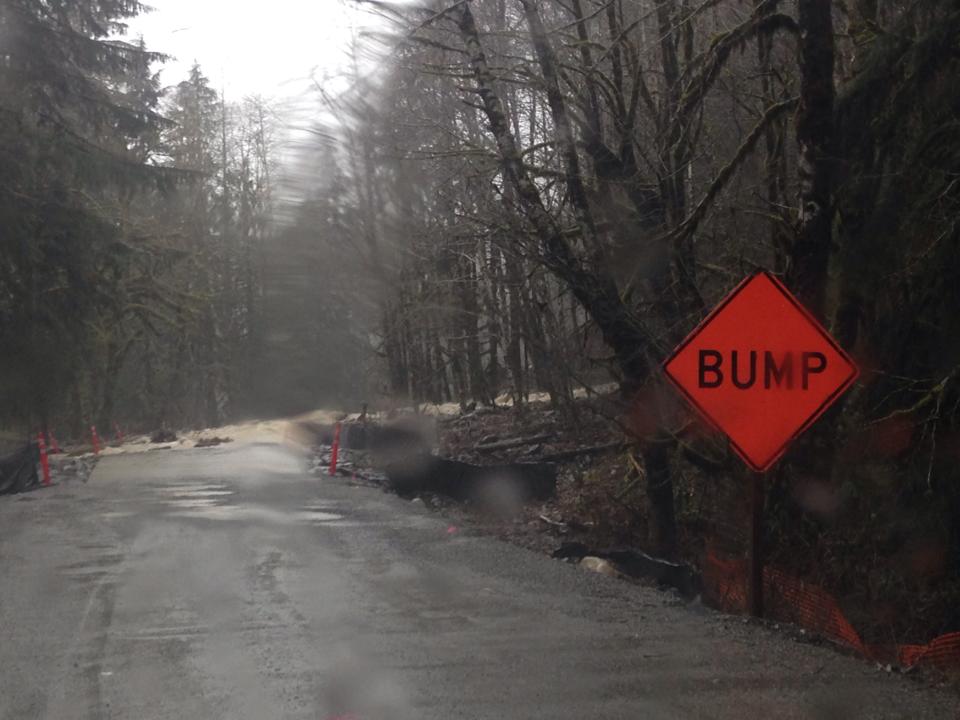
[749,471,764,617]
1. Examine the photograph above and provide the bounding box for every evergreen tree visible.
[0,0,171,434]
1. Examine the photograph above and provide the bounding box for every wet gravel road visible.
[0,441,956,719]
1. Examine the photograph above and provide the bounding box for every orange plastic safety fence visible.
[894,633,960,671]
[762,566,867,656]
[701,549,748,614]
[702,550,960,671]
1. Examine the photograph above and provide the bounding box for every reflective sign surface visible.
[663,272,859,472]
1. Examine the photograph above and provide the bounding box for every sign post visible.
[663,271,858,616]
[749,471,764,617]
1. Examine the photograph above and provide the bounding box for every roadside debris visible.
[303,396,704,602]
[579,556,620,578]
[384,454,556,509]
[473,433,554,454]
[150,429,177,443]
[538,513,567,530]
[0,443,40,495]
[552,541,701,598]
[439,398,619,466]
[194,435,233,448]
[50,454,98,484]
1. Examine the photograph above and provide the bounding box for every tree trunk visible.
[454,1,651,385]
[643,442,678,558]
[505,252,526,406]
[484,242,502,397]
[790,0,836,317]
[455,1,676,553]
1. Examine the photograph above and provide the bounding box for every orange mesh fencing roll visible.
[702,549,960,671]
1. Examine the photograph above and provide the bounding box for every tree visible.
[0,0,172,434]
[340,0,960,588]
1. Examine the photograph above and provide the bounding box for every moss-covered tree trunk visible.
[790,0,836,316]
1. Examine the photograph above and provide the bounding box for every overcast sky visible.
[125,0,364,100]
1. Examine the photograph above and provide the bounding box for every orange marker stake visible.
[328,423,341,476]
[37,432,51,486]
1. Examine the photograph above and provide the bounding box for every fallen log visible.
[538,513,567,529]
[473,433,554,453]
[537,441,626,463]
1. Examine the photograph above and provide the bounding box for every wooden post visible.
[749,471,765,617]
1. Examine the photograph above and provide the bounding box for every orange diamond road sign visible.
[663,271,858,472]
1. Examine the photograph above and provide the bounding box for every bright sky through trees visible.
[125,0,359,99]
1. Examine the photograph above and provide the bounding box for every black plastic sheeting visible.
[0,442,39,495]
[385,454,557,503]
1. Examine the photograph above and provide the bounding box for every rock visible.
[580,556,620,578]
[150,429,177,443]
[550,543,701,597]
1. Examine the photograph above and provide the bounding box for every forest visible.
[2,0,960,642]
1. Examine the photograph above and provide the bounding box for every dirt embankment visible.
[300,395,674,573]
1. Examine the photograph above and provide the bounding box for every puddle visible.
[299,508,343,522]
[63,554,124,570]
[155,494,362,527]
[168,505,240,520]
[165,498,226,510]
[305,512,342,522]
[168,490,234,498]
[298,507,362,527]
[155,483,234,513]
[155,484,232,496]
